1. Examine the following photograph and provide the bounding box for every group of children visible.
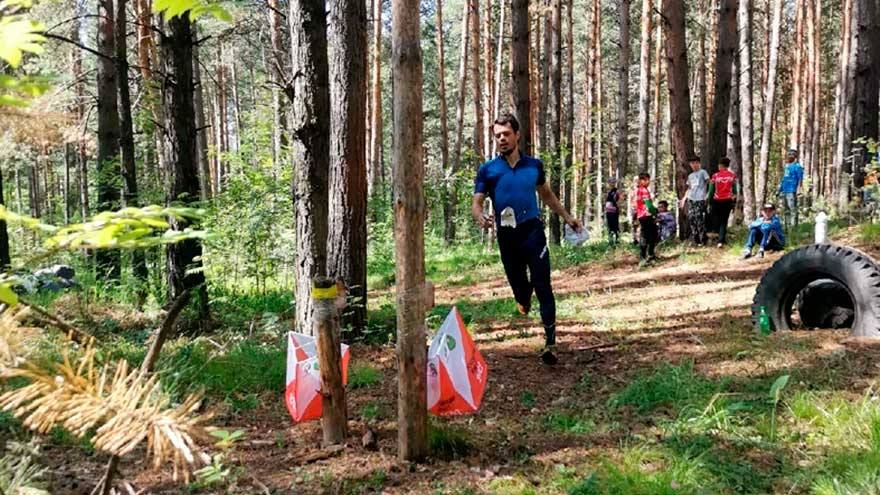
[603,154,789,266]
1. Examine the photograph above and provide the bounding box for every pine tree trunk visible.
[810,0,821,201]
[564,0,573,213]
[651,18,663,190]
[268,0,289,175]
[585,0,596,221]
[802,0,815,201]
[617,0,630,179]
[327,0,368,336]
[193,37,212,199]
[470,0,485,162]
[492,0,507,151]
[391,0,428,461]
[851,0,880,188]
[482,0,493,159]
[161,14,209,324]
[96,0,121,278]
[837,0,858,208]
[0,164,9,269]
[445,0,470,244]
[437,0,450,188]
[737,0,755,222]
[71,0,87,220]
[702,0,736,176]
[511,0,531,154]
[832,0,853,205]
[548,0,562,244]
[289,0,331,336]
[369,0,383,197]
[728,53,744,222]
[115,0,148,289]
[662,0,697,238]
[755,0,782,206]
[594,0,604,220]
[64,144,72,223]
[789,3,803,150]
[636,0,652,173]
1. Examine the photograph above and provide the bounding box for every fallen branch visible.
[19,298,92,344]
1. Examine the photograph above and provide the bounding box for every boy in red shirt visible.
[633,172,658,267]
[708,157,738,247]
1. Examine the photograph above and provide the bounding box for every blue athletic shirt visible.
[778,161,804,194]
[474,154,546,225]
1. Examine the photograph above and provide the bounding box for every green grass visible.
[428,423,472,460]
[543,411,595,435]
[859,222,880,245]
[348,364,382,389]
[360,402,382,421]
[609,361,720,414]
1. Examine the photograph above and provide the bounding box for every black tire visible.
[751,244,880,337]
[795,279,855,329]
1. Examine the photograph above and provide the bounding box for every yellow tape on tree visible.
[311,285,338,300]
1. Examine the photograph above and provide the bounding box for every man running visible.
[472,113,582,365]
[778,149,804,228]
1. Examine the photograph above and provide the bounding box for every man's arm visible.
[537,183,582,231]
[472,193,493,228]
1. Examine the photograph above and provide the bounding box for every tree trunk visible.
[635,0,652,173]
[368,0,384,198]
[64,144,72,223]
[801,0,815,201]
[445,0,470,244]
[492,0,506,153]
[810,0,821,202]
[594,0,604,219]
[650,18,663,189]
[71,0,87,220]
[511,0,531,154]
[115,0,148,291]
[327,0,368,336]
[268,0,289,176]
[161,14,210,324]
[728,53,743,223]
[662,0,697,238]
[437,0,450,193]
[482,0,493,158]
[538,0,550,153]
[755,0,781,206]
[290,0,331,336]
[701,0,736,176]
[832,0,853,206]
[737,0,755,222]
[851,0,880,188]
[616,0,630,179]
[0,164,9,269]
[96,0,121,279]
[788,3,803,150]
[564,0,573,213]
[470,0,485,162]
[391,0,428,461]
[583,0,596,222]
[193,36,212,199]
[548,0,562,244]
[837,0,858,208]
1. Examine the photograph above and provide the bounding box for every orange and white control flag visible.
[427,307,488,416]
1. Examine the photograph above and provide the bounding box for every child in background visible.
[605,178,621,245]
[741,203,786,259]
[634,172,658,267]
[657,200,677,242]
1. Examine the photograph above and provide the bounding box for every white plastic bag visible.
[563,224,590,247]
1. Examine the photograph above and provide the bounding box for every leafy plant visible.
[210,429,245,450]
[768,374,790,442]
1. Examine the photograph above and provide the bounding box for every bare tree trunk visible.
[96,0,121,278]
[702,0,736,176]
[832,0,853,206]
[511,0,531,154]
[116,0,148,292]
[0,164,9,268]
[728,53,743,223]
[470,0,485,162]
[755,0,782,206]
[229,51,242,154]
[482,0,493,158]
[193,36,212,199]
[564,0,573,213]
[445,0,470,244]
[737,0,755,222]
[437,0,450,187]
[635,0,652,173]
[327,0,368,335]
[650,18,663,190]
[289,0,331,336]
[492,0,507,150]
[391,0,428,461]
[547,0,562,244]
[851,0,879,189]
[268,0,289,175]
[369,0,383,197]
[616,0,631,179]
[63,145,72,224]
[594,0,604,219]
[663,0,697,238]
[788,3,803,150]
[837,0,858,208]
[801,0,815,202]
[161,14,209,324]
[810,0,822,201]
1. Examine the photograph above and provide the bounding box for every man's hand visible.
[477,213,495,229]
[679,198,686,210]
[566,217,583,233]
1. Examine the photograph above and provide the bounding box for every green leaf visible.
[0,283,18,307]
[152,0,232,22]
[0,18,45,68]
[769,374,790,402]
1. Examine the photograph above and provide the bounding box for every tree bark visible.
[437,0,450,194]
[391,0,428,461]
[728,53,743,223]
[193,35,212,199]
[755,0,781,206]
[702,0,736,176]
[851,0,880,188]
[313,278,348,445]
[492,0,506,153]
[482,0,493,159]
[594,0,604,219]
[115,0,148,293]
[161,15,209,325]
[788,3,803,150]
[616,0,631,179]
[511,0,531,154]
[444,0,470,244]
[268,0,289,176]
[327,0,368,336]
[0,164,9,269]
[832,0,853,207]
[368,0,384,198]
[470,0,485,162]
[289,0,331,336]
[650,18,663,190]
[635,0,652,173]
[96,0,121,278]
[564,0,573,214]
[548,0,562,244]
[662,0,697,238]
[810,0,822,201]
[801,0,815,200]
[737,0,755,222]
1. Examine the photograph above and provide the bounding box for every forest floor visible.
[15,223,880,494]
